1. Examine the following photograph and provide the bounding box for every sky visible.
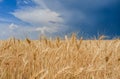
[0,0,120,39]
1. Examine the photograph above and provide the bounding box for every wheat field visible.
[0,35,120,79]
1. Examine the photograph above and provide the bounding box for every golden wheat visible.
[0,35,120,79]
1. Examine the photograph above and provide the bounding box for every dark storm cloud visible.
[52,0,120,38]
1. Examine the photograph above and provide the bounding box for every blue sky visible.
[0,0,120,39]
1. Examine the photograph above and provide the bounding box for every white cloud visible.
[23,0,29,4]
[12,0,65,35]
[32,0,48,8]
[0,22,65,39]
[13,8,63,25]
[17,0,32,5]
[34,26,59,34]
[9,23,18,30]
[0,23,15,39]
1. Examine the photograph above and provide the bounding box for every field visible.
[0,35,120,79]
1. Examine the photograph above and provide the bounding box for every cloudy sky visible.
[0,0,120,39]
